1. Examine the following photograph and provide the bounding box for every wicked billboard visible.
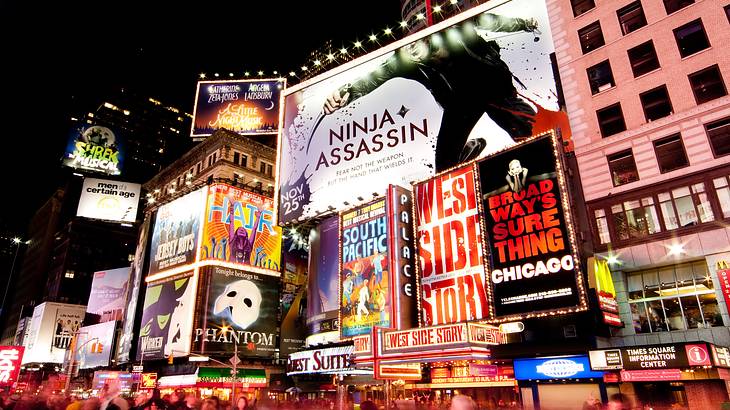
[277,0,568,223]
[192,266,279,358]
[148,189,205,275]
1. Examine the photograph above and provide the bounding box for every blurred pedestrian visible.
[450,396,475,410]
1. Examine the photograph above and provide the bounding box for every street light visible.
[1,237,27,319]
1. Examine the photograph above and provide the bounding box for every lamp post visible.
[63,332,95,395]
[1,237,26,319]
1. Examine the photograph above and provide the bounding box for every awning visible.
[197,367,267,388]
[158,374,198,388]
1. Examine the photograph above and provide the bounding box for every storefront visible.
[156,367,267,401]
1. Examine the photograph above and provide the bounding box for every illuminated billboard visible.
[277,0,567,223]
[201,184,281,272]
[191,79,283,138]
[280,236,308,356]
[87,267,131,322]
[148,189,205,275]
[77,178,140,223]
[306,216,340,334]
[478,134,587,321]
[137,272,196,360]
[76,321,116,369]
[23,302,86,364]
[414,165,489,326]
[63,125,124,175]
[0,346,24,387]
[192,266,279,358]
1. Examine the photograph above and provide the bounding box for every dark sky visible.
[0,0,404,233]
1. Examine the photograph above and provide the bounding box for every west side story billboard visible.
[277,0,566,224]
[148,189,205,275]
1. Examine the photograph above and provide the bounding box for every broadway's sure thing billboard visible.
[87,267,131,322]
[137,272,196,360]
[278,0,567,223]
[193,266,279,358]
[63,125,124,176]
[149,189,205,275]
[77,178,141,223]
[23,303,86,364]
[191,79,283,138]
[201,184,281,272]
[76,321,116,369]
[479,135,586,320]
[340,199,391,338]
[306,216,340,334]
[414,165,489,326]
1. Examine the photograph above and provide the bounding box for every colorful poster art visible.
[148,189,205,275]
[414,165,489,326]
[191,80,283,138]
[87,267,131,322]
[23,303,86,364]
[0,346,24,387]
[137,272,196,360]
[62,125,124,176]
[478,135,585,319]
[201,184,281,272]
[193,267,279,358]
[75,321,116,369]
[306,216,340,334]
[277,0,568,224]
[340,199,391,338]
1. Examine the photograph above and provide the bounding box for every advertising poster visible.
[148,189,205,275]
[23,303,86,364]
[414,165,489,326]
[479,135,585,319]
[62,125,124,176]
[388,185,417,330]
[137,272,196,360]
[306,216,340,334]
[77,178,141,223]
[117,218,150,363]
[0,346,24,387]
[278,0,567,223]
[201,184,281,272]
[87,267,131,322]
[340,199,391,338]
[193,266,279,358]
[191,79,283,138]
[76,321,116,369]
[280,236,308,356]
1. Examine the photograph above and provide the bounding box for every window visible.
[594,209,611,244]
[197,162,202,173]
[241,154,248,168]
[712,176,730,218]
[617,1,647,35]
[689,65,727,105]
[571,0,595,16]
[663,0,694,14]
[578,21,604,54]
[658,183,714,229]
[629,262,722,334]
[653,134,688,173]
[597,103,627,137]
[611,197,661,240]
[726,5,730,23]
[607,150,639,186]
[628,41,660,77]
[64,270,75,279]
[674,19,710,58]
[266,164,273,176]
[587,60,615,94]
[233,152,240,165]
[640,85,673,122]
[260,161,266,173]
[706,117,730,157]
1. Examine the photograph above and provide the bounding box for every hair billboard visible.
[277,0,566,224]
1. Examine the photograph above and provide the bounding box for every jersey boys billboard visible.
[479,135,586,320]
[149,189,205,275]
[278,0,566,223]
[191,79,283,138]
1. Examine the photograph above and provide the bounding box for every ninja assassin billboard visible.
[193,266,279,358]
[278,0,568,224]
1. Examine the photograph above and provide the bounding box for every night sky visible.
[0,0,403,233]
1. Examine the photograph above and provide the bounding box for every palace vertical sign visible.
[388,185,417,330]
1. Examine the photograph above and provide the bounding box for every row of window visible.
[571,0,696,19]
[233,150,274,176]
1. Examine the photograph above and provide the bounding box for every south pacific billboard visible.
[77,178,141,223]
[201,184,281,272]
[479,134,586,320]
[148,189,205,275]
[191,79,283,138]
[63,125,124,176]
[192,266,279,358]
[277,0,567,223]
[87,267,131,322]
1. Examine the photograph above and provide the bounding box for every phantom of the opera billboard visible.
[137,272,196,360]
[192,266,279,358]
[277,0,567,223]
[201,184,281,272]
[77,178,141,223]
[479,134,587,320]
[148,189,205,275]
[63,125,124,176]
[191,79,283,139]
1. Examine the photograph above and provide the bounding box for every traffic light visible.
[168,353,174,365]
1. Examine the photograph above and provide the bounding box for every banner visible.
[191,80,283,138]
[149,189,205,275]
[388,185,417,330]
[77,178,140,222]
[23,303,86,364]
[193,266,279,358]
[277,0,568,223]
[514,356,603,380]
[479,135,586,319]
[117,218,150,363]
[589,343,712,371]
[306,216,341,334]
[0,346,24,387]
[87,267,131,322]
[340,199,391,338]
[287,345,354,375]
[137,272,196,360]
[76,321,116,369]
[414,165,489,326]
[62,125,124,176]
[280,236,308,356]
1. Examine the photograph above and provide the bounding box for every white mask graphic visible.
[213,279,262,329]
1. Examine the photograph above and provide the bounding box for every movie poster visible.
[201,184,281,272]
[87,267,131,323]
[137,272,196,360]
[340,199,391,338]
[414,166,489,326]
[306,216,340,334]
[478,135,585,319]
[280,236,308,356]
[62,125,124,176]
[148,189,205,275]
[116,218,149,363]
[193,267,278,358]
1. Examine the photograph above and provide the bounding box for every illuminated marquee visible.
[382,323,502,353]
[0,347,24,386]
[287,346,354,375]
